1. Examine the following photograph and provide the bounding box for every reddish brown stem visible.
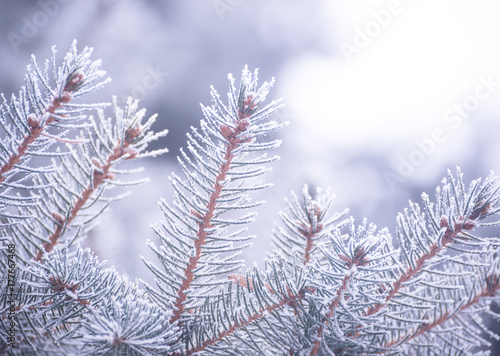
[299,219,323,265]
[382,273,500,350]
[47,275,90,305]
[34,128,139,261]
[185,290,305,355]
[0,104,59,183]
[0,75,80,184]
[170,116,250,325]
[302,212,324,264]
[303,228,316,265]
[311,274,351,355]
[337,214,489,353]
[365,222,460,318]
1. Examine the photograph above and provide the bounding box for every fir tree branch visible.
[0,74,80,183]
[292,188,325,264]
[0,41,109,199]
[20,96,168,263]
[312,246,371,355]
[170,100,254,324]
[144,67,285,335]
[382,270,500,351]
[0,41,112,266]
[272,185,347,266]
[366,206,489,318]
[185,288,306,355]
[34,114,142,261]
[329,171,500,354]
[229,187,345,300]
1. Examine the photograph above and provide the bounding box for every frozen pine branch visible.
[271,185,349,266]
[304,169,500,355]
[2,43,500,356]
[0,40,108,223]
[143,66,286,332]
[0,42,169,354]
[79,296,180,355]
[3,94,167,266]
[0,40,110,266]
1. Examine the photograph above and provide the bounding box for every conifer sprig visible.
[32,97,168,262]
[312,169,500,355]
[0,40,108,195]
[0,41,112,266]
[143,67,286,331]
[272,185,348,266]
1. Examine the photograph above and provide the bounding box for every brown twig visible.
[48,276,91,305]
[311,274,351,355]
[335,203,492,353]
[296,198,324,265]
[185,289,306,355]
[0,73,83,184]
[311,248,370,355]
[365,217,471,318]
[382,272,500,350]
[301,222,323,265]
[34,124,140,261]
[170,99,253,325]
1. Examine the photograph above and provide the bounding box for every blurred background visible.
[1,0,500,346]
